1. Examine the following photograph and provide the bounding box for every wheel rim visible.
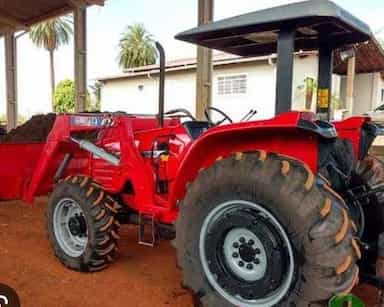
[223,228,268,282]
[199,200,295,307]
[53,198,88,257]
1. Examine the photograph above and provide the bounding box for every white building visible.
[98,52,384,121]
[340,73,384,115]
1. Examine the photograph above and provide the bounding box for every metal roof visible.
[175,0,373,57]
[98,41,384,83]
[97,52,286,82]
[0,0,104,35]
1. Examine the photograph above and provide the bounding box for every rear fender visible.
[168,124,319,209]
[333,116,375,160]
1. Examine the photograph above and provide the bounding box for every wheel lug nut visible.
[246,264,253,270]
[254,248,260,254]
[233,242,239,248]
[238,261,244,267]
[248,239,254,245]
[232,252,239,258]
[254,258,260,265]
[239,237,245,243]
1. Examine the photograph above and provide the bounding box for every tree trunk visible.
[49,50,55,112]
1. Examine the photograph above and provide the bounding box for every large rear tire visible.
[355,155,384,268]
[356,155,384,205]
[355,155,384,238]
[46,176,121,272]
[176,152,360,306]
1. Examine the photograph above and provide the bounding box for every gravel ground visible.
[0,198,377,306]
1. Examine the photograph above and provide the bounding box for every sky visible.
[0,0,383,116]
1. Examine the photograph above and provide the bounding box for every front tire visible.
[176,152,360,306]
[46,176,121,272]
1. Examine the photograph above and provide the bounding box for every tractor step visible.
[138,213,158,247]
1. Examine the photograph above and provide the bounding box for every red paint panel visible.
[167,127,318,214]
[0,143,45,200]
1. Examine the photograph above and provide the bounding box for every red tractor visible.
[1,1,384,306]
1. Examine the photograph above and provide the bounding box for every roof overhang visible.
[0,0,104,36]
[96,51,322,82]
[334,38,384,75]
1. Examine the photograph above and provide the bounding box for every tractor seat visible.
[183,121,210,139]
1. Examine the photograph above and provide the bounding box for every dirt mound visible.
[0,113,56,143]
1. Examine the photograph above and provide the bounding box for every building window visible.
[218,74,247,95]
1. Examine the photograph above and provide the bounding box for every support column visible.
[345,55,356,115]
[74,4,87,112]
[4,33,17,131]
[196,0,213,120]
[275,28,295,115]
[317,43,334,120]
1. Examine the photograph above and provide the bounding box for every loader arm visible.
[23,114,107,203]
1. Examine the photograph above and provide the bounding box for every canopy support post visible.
[346,55,356,115]
[275,28,295,115]
[74,3,87,112]
[5,32,17,131]
[196,0,213,120]
[317,43,334,120]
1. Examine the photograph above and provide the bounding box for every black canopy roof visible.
[175,0,373,57]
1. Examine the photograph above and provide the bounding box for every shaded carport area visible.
[0,3,194,306]
[0,0,104,130]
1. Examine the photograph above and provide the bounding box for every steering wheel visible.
[164,108,196,121]
[204,107,233,126]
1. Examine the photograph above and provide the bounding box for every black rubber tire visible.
[355,155,384,252]
[176,151,360,307]
[356,155,384,203]
[46,175,121,272]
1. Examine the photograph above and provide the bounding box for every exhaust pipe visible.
[156,42,165,128]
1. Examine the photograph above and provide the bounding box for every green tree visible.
[54,79,94,113]
[29,16,73,110]
[118,23,157,69]
[54,79,76,113]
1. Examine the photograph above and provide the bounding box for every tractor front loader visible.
[1,1,384,306]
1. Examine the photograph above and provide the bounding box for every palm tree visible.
[118,24,157,69]
[29,16,73,110]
